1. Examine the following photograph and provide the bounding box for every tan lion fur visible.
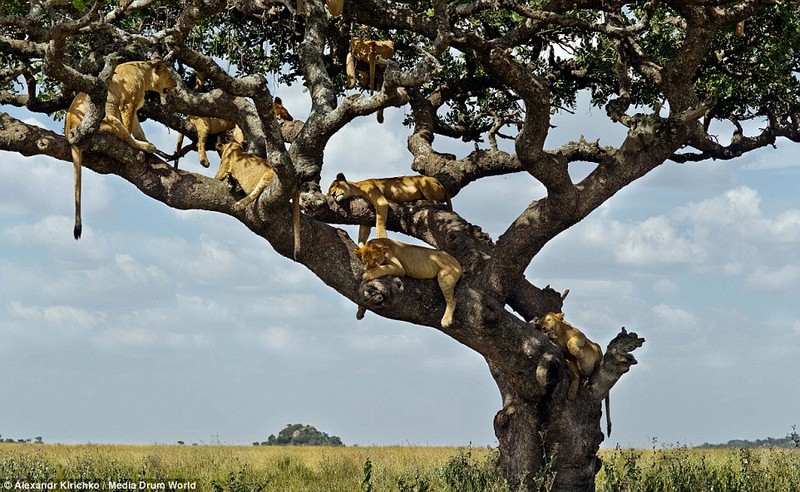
[346,38,395,95]
[272,96,294,122]
[535,311,612,435]
[327,172,452,244]
[216,141,301,259]
[175,97,292,169]
[64,60,175,240]
[175,116,234,168]
[354,238,462,328]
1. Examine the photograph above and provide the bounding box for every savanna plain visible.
[1,442,799,491]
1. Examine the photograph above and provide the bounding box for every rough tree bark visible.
[2,0,798,490]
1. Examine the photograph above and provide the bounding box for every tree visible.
[1,0,798,489]
[266,423,344,446]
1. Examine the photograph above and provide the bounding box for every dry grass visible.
[0,443,498,491]
[597,445,800,492]
[2,442,799,491]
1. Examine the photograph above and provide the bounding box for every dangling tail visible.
[292,189,301,260]
[174,132,185,169]
[72,145,83,240]
[605,395,612,437]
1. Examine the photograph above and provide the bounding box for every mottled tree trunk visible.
[492,329,644,491]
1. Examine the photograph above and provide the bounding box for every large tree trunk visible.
[492,328,644,491]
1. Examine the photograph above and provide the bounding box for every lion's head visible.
[355,241,389,269]
[534,312,565,338]
[327,173,360,203]
[149,60,176,104]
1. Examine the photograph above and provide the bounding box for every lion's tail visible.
[174,132,185,169]
[292,189,301,260]
[605,394,612,437]
[72,145,83,240]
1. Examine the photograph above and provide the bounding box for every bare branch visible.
[589,328,646,400]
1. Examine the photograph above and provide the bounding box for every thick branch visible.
[589,328,646,400]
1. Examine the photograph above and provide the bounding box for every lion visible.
[327,172,452,244]
[174,97,292,169]
[347,38,395,95]
[534,311,612,435]
[64,60,175,239]
[354,238,462,328]
[272,96,294,122]
[346,37,395,123]
[174,116,234,168]
[216,141,301,259]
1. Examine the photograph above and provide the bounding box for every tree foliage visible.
[2,0,799,489]
[264,423,344,447]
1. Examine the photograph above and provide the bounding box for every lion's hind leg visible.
[100,117,155,153]
[436,262,462,328]
[194,119,212,168]
[234,170,275,211]
[565,359,581,399]
[370,194,390,239]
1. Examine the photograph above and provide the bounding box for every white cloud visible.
[651,303,695,326]
[740,142,800,171]
[91,327,191,350]
[8,300,106,328]
[258,325,293,351]
[676,186,761,227]
[0,149,113,220]
[346,332,421,352]
[2,215,75,246]
[745,265,800,290]
[324,120,407,179]
[615,216,705,266]
[553,186,800,292]
[652,279,678,294]
[114,253,169,284]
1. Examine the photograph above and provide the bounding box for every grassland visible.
[1,442,799,491]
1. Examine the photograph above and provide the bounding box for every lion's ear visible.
[336,172,346,181]
[555,312,565,320]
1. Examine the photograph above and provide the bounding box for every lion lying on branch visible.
[328,173,451,244]
[354,238,462,328]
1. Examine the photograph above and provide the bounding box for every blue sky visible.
[1,88,799,448]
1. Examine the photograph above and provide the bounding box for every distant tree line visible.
[0,435,43,444]
[699,426,800,449]
[253,424,344,447]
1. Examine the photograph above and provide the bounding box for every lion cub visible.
[65,60,175,239]
[216,141,300,259]
[354,238,462,328]
[328,173,452,244]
